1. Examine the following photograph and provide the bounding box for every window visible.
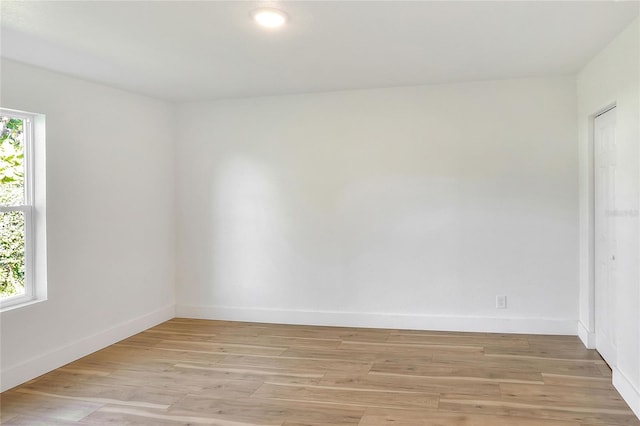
[0,109,46,310]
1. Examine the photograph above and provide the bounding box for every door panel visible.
[594,107,617,366]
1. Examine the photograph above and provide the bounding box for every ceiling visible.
[1,1,638,102]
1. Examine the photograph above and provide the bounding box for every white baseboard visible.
[0,304,175,392]
[578,321,596,348]
[613,367,640,420]
[176,305,577,335]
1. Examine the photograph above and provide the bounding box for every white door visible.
[594,107,617,366]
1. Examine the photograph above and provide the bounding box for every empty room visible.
[1,1,639,424]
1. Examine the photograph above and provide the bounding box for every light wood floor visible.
[1,319,639,425]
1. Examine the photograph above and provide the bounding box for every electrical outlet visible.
[496,295,507,309]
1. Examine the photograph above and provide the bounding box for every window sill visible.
[0,297,47,313]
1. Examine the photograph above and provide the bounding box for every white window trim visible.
[0,108,46,311]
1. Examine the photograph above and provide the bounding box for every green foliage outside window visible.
[0,116,26,298]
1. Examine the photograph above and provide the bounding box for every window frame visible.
[0,109,40,310]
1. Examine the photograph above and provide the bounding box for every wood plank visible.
[438,397,640,425]
[171,395,364,425]
[0,391,103,422]
[85,405,278,425]
[252,382,439,409]
[319,371,502,396]
[360,407,582,425]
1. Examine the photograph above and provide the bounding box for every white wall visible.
[0,59,176,391]
[175,77,579,334]
[577,18,640,417]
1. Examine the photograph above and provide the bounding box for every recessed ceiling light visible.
[251,8,288,29]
